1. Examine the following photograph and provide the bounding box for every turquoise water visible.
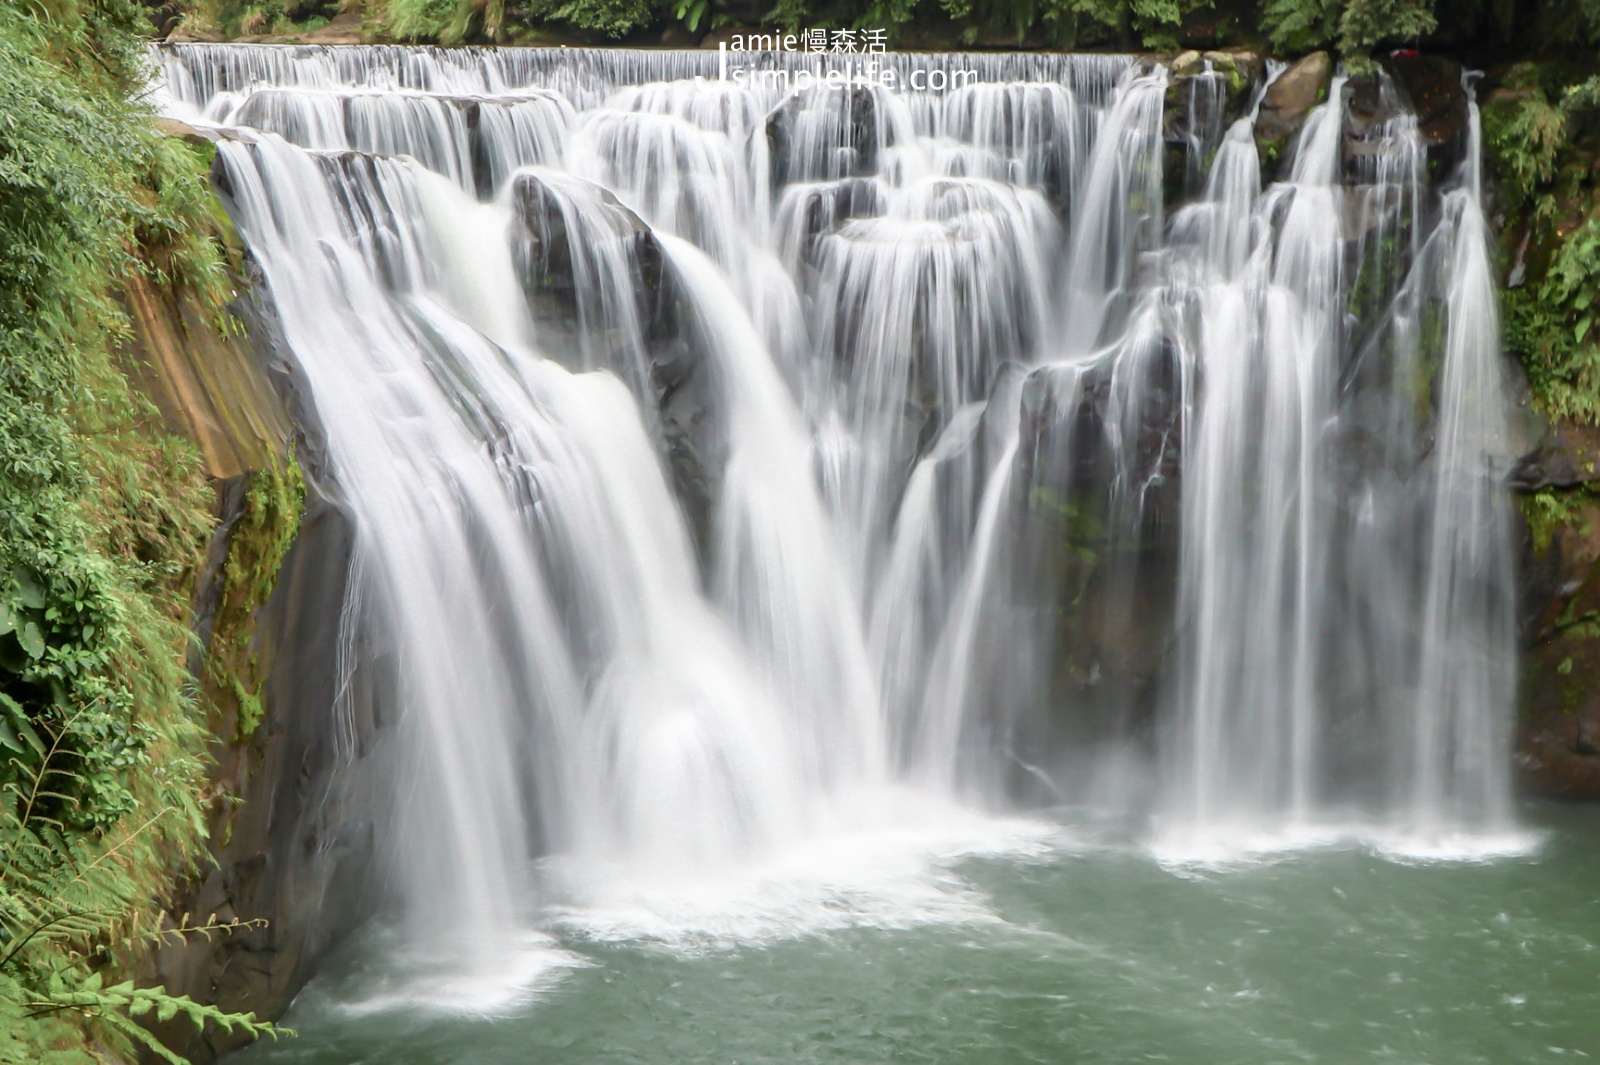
[237,805,1600,1064]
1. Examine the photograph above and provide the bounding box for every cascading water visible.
[152,43,1531,1000]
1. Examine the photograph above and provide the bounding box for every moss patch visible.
[209,457,306,742]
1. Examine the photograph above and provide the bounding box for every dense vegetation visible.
[0,0,281,1059]
[1485,56,1600,424]
[177,0,1589,57]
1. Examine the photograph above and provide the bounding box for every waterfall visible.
[1407,95,1518,838]
[155,42,1530,990]
[1173,79,1352,835]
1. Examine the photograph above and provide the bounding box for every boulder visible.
[155,115,212,148]
[1255,51,1333,175]
[508,170,661,339]
[1340,71,1394,183]
[1511,420,1600,493]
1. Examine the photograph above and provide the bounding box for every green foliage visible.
[180,0,341,38]
[1128,0,1197,50]
[508,0,656,36]
[1486,57,1600,426]
[767,0,1435,50]
[1336,0,1435,53]
[229,0,1600,51]
[673,0,710,31]
[1259,0,1434,57]
[1260,0,1339,50]
[767,0,1215,47]
[1044,0,1129,46]
[1565,74,1600,113]
[1536,0,1600,47]
[379,0,491,41]
[1483,75,1567,212]
[1,719,287,1064]
[1507,219,1600,423]
[1,0,202,829]
[0,0,290,1057]
[1522,486,1591,554]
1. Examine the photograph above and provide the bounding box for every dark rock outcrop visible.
[121,125,387,1061]
[1513,419,1600,799]
[507,170,723,563]
[787,177,885,264]
[1518,494,1600,799]
[143,489,380,1062]
[1008,346,1182,781]
[1343,54,1469,187]
[509,170,662,338]
[1387,51,1471,181]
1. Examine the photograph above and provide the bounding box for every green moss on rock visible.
[209,457,306,742]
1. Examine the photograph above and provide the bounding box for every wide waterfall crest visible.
[157,42,1533,1000]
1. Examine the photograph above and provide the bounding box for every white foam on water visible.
[1365,826,1545,865]
[1147,819,1545,872]
[329,928,589,1019]
[542,788,1059,951]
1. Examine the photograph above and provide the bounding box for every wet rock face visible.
[766,85,883,187]
[1010,351,1182,765]
[1342,55,1468,187]
[502,170,672,356]
[116,196,381,1061]
[1030,345,1184,515]
[1518,502,1600,799]
[1513,420,1600,800]
[791,177,886,265]
[1387,51,1470,178]
[509,171,658,335]
[652,286,724,569]
[1256,51,1333,173]
[146,492,384,1062]
[1164,66,1230,203]
[507,171,723,565]
[465,99,494,200]
[1343,73,1403,183]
